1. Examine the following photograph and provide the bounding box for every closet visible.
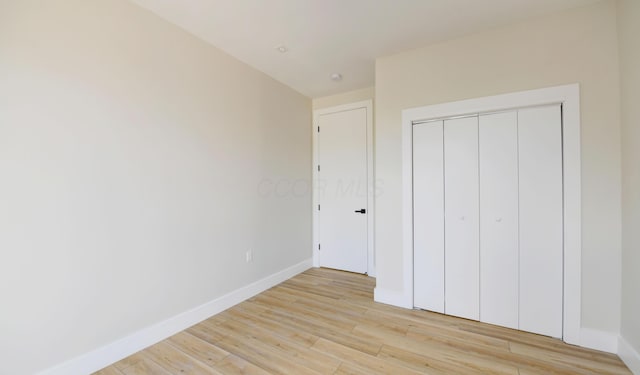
[413,104,563,338]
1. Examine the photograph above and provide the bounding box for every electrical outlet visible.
[245,250,253,263]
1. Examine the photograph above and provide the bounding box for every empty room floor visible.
[95,268,630,374]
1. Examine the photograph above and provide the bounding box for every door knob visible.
[354,209,366,214]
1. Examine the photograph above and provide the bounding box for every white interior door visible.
[413,121,445,313]
[318,108,368,274]
[444,116,480,321]
[479,111,519,329]
[518,105,563,338]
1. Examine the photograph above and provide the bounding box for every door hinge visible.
[317,126,320,133]
[317,165,320,172]
[318,243,321,250]
[318,204,321,211]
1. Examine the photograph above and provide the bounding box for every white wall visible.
[375,0,622,334]
[618,0,640,359]
[0,1,311,374]
[312,87,375,110]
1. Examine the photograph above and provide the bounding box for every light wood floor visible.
[96,268,631,375]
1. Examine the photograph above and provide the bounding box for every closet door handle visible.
[354,209,366,214]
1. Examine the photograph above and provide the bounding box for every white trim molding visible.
[37,259,313,375]
[399,84,582,346]
[619,336,640,375]
[312,100,375,276]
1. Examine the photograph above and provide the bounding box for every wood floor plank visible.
[353,323,520,375]
[406,320,511,351]
[268,286,368,317]
[223,305,319,348]
[211,355,272,375]
[214,317,341,374]
[143,341,221,375]
[331,362,373,375]
[186,320,229,345]
[166,331,230,367]
[213,332,322,375]
[311,338,424,375]
[94,366,124,375]
[377,343,479,375]
[509,341,631,375]
[94,268,631,375]
[258,307,383,355]
[250,293,356,331]
[112,352,149,372]
[119,356,173,375]
[362,320,607,375]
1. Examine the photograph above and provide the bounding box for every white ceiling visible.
[130,0,597,98]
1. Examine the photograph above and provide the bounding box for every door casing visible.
[312,100,375,276]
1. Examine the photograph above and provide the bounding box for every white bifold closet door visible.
[412,121,445,313]
[479,111,519,330]
[413,104,563,338]
[443,117,480,321]
[518,106,563,338]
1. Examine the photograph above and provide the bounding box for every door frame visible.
[401,85,581,345]
[312,100,375,276]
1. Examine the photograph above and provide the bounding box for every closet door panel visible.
[518,105,563,338]
[413,122,445,313]
[444,116,480,321]
[479,111,519,329]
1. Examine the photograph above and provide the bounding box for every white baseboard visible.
[579,327,618,353]
[38,258,313,375]
[619,336,640,375]
[373,287,412,309]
